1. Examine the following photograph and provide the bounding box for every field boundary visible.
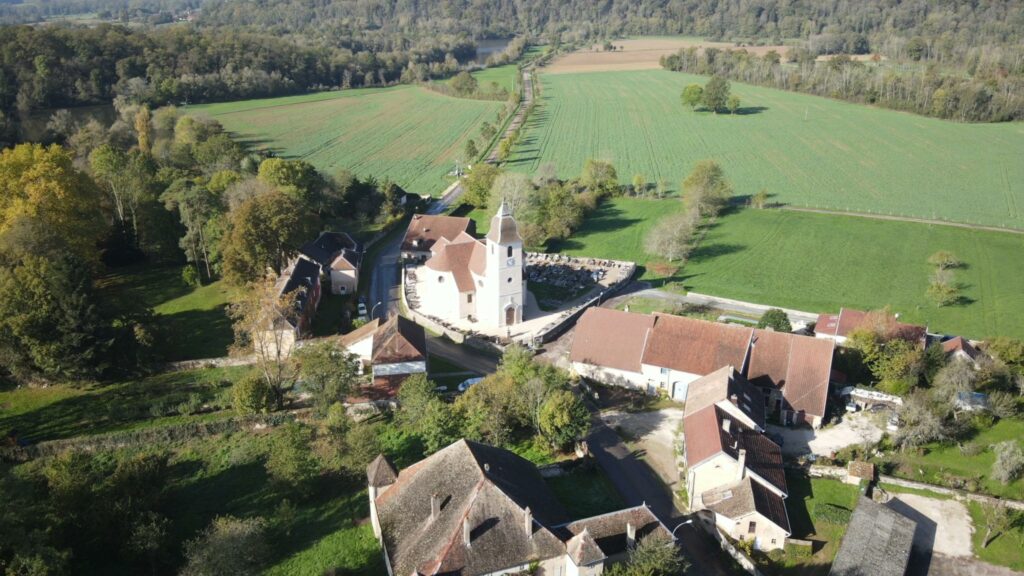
[780,206,1024,235]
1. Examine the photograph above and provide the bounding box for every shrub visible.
[181,265,202,287]
[177,392,205,416]
[757,308,792,332]
[232,374,274,415]
[816,503,852,524]
[992,440,1024,485]
[265,422,320,492]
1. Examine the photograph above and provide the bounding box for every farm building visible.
[299,231,362,295]
[256,257,322,358]
[829,497,916,576]
[682,368,790,551]
[815,308,926,348]
[941,335,983,366]
[570,308,835,428]
[339,315,428,404]
[367,439,673,576]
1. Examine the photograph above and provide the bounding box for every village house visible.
[681,367,791,551]
[257,256,322,358]
[299,231,362,295]
[339,315,427,403]
[411,202,526,330]
[367,439,673,576]
[815,308,927,348]
[941,335,983,366]
[570,308,835,428]
[829,496,916,576]
[402,213,476,262]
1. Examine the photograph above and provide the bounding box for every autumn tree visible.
[220,191,317,285]
[681,84,703,110]
[758,308,792,332]
[293,340,361,412]
[257,157,322,206]
[134,106,152,154]
[703,75,731,113]
[0,143,103,262]
[463,163,501,207]
[645,210,699,262]
[682,160,733,217]
[580,159,619,196]
[605,533,688,576]
[181,516,268,576]
[450,71,478,95]
[538,390,590,449]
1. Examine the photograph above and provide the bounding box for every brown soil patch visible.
[646,262,679,277]
[544,37,789,74]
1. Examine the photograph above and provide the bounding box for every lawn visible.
[191,85,502,197]
[758,473,861,576]
[0,366,248,442]
[507,69,1024,229]
[552,198,1024,340]
[882,418,1024,500]
[454,64,519,93]
[98,265,235,361]
[968,501,1024,571]
[546,464,625,519]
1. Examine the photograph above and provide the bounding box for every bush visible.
[757,308,792,332]
[232,374,275,415]
[177,392,205,416]
[992,440,1024,485]
[181,265,202,287]
[181,516,268,576]
[265,422,320,492]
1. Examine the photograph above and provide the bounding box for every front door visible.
[505,306,516,326]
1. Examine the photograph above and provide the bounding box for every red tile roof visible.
[641,313,752,374]
[372,316,427,365]
[683,405,786,494]
[942,336,980,361]
[402,214,475,253]
[747,329,835,419]
[424,232,486,294]
[569,308,656,372]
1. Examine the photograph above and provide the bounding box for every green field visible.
[508,69,1024,229]
[552,198,1024,340]
[192,86,502,196]
[456,64,518,93]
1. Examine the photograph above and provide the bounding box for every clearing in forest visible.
[191,85,502,196]
[508,69,1024,229]
[544,37,789,74]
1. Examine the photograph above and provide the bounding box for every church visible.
[410,202,526,329]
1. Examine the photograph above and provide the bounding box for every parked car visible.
[457,377,483,393]
[434,385,449,393]
[845,402,860,413]
[886,415,901,432]
[357,302,369,319]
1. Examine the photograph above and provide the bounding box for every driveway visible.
[884,494,1019,576]
[599,408,683,495]
[768,412,884,457]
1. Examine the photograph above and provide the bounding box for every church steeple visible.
[486,201,523,245]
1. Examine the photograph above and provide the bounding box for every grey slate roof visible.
[702,476,791,535]
[559,505,673,560]
[299,231,360,270]
[829,496,916,576]
[375,439,567,576]
[486,201,523,245]
[367,454,397,487]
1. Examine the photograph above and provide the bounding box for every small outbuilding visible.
[830,496,916,576]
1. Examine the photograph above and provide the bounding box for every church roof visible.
[424,232,486,294]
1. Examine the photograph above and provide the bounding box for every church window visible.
[467,293,473,303]
[438,276,444,283]
[507,245,513,258]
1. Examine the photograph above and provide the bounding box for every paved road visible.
[427,182,464,215]
[606,285,818,328]
[425,335,499,375]
[586,419,737,575]
[367,230,404,321]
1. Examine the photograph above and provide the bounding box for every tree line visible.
[0,23,482,145]
[661,45,1023,122]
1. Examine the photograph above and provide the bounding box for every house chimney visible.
[524,507,533,538]
[626,522,636,549]
[736,449,747,481]
[430,494,441,521]
[722,418,732,434]
[463,517,472,547]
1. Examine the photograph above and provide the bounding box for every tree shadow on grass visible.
[785,471,816,539]
[97,265,193,310]
[687,243,745,263]
[735,106,769,116]
[160,307,234,361]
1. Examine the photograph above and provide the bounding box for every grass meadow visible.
[191,85,502,196]
[550,198,1024,340]
[508,69,1024,229]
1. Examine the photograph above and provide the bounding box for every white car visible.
[357,302,369,318]
[845,402,860,413]
[457,377,483,393]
